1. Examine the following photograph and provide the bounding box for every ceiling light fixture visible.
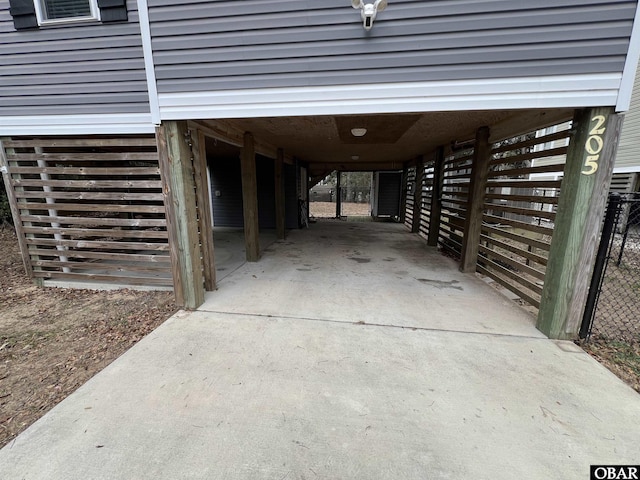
[351,128,367,137]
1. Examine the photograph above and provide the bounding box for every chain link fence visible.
[583,193,640,345]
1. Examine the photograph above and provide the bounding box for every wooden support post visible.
[156,121,205,309]
[411,156,424,233]
[537,108,623,339]
[428,146,445,247]
[275,148,286,240]
[240,132,260,262]
[399,163,408,224]
[460,127,491,273]
[336,171,342,218]
[191,129,216,291]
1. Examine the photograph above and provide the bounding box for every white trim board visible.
[616,2,640,112]
[0,114,155,136]
[136,0,161,125]
[158,74,622,120]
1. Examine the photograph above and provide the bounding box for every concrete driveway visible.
[1,221,639,479]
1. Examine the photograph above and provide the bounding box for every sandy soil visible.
[0,228,177,449]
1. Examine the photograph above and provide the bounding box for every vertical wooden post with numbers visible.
[537,107,624,339]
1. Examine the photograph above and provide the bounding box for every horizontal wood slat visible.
[28,249,171,263]
[15,191,165,201]
[483,202,556,221]
[32,271,173,286]
[4,138,157,148]
[21,215,167,228]
[483,213,554,236]
[25,237,170,251]
[487,163,565,178]
[12,179,163,189]
[486,179,563,189]
[8,167,160,176]
[17,202,165,213]
[491,130,570,154]
[488,146,568,166]
[23,226,168,239]
[7,152,159,162]
[484,193,560,205]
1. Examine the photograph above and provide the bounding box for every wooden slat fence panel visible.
[0,135,172,287]
[419,160,434,241]
[477,123,571,309]
[404,166,416,230]
[438,147,473,258]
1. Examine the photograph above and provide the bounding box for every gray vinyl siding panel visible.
[209,156,244,229]
[147,0,637,94]
[616,67,640,171]
[0,0,149,117]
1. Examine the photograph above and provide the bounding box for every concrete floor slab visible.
[204,220,543,337]
[2,220,639,479]
[1,311,639,480]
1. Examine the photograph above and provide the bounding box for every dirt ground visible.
[0,228,177,449]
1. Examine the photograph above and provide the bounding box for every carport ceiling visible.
[222,108,573,177]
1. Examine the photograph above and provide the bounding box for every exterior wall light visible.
[351,128,368,137]
[351,0,388,31]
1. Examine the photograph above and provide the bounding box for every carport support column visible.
[275,148,286,240]
[241,132,260,262]
[460,126,491,273]
[537,108,623,339]
[428,146,445,246]
[411,156,424,234]
[191,128,216,291]
[156,121,205,309]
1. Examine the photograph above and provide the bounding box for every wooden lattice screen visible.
[0,136,172,287]
[478,127,570,308]
[438,148,474,257]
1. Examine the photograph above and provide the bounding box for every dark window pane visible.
[43,0,92,20]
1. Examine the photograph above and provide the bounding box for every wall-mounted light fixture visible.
[351,0,387,31]
[351,128,368,137]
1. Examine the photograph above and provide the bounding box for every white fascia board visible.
[0,114,155,136]
[616,2,640,112]
[158,74,621,120]
[136,0,161,125]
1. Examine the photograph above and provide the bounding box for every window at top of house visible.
[35,0,100,24]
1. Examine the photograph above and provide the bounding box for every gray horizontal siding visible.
[148,0,637,94]
[616,67,640,171]
[0,0,149,117]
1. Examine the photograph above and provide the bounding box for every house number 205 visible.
[581,115,607,175]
